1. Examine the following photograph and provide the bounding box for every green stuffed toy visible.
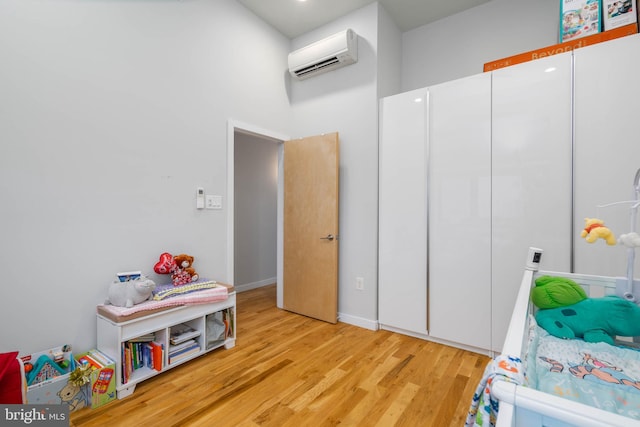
[535,295,640,345]
[531,275,587,309]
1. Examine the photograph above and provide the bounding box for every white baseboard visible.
[235,283,377,332]
[378,324,491,356]
[338,312,379,331]
[235,277,276,293]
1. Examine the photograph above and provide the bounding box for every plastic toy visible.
[535,295,640,345]
[581,217,617,245]
[531,275,587,309]
[26,355,67,386]
[105,276,156,308]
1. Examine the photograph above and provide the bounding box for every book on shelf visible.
[168,347,201,364]
[168,338,200,364]
[170,324,201,345]
[151,341,164,372]
[77,353,103,369]
[169,338,199,355]
[128,333,155,343]
[121,338,164,383]
[169,345,200,359]
[87,349,115,367]
[121,345,130,384]
[223,309,234,339]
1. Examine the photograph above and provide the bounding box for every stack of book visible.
[121,335,164,384]
[168,324,201,364]
[77,349,114,371]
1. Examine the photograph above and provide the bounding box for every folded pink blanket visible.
[98,286,228,317]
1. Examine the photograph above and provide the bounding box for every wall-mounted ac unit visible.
[288,29,358,80]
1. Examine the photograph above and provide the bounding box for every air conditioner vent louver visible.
[288,29,358,80]
[294,57,340,77]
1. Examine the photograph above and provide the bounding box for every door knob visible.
[320,234,335,241]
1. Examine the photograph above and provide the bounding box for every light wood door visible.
[283,132,339,323]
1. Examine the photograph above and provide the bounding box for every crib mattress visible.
[527,319,640,420]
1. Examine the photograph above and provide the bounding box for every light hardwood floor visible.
[70,285,490,426]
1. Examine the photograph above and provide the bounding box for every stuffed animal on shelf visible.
[173,254,199,285]
[531,275,587,309]
[535,295,640,345]
[581,217,617,245]
[153,252,198,286]
[105,276,156,308]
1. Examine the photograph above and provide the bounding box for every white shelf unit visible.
[96,293,236,399]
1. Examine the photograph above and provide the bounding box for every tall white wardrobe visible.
[379,33,640,354]
[573,35,640,278]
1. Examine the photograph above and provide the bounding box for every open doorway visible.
[227,120,288,308]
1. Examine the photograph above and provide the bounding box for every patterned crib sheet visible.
[528,321,640,420]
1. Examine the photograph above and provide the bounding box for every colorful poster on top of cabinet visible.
[603,0,637,30]
[560,0,603,42]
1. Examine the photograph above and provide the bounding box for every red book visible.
[151,342,163,372]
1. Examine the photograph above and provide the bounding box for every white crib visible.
[493,266,640,427]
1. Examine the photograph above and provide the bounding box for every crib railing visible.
[493,269,639,427]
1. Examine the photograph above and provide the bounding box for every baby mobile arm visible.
[595,168,640,302]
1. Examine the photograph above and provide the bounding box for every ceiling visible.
[237,0,492,39]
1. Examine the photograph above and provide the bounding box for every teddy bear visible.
[581,217,616,245]
[173,254,199,284]
[153,252,199,286]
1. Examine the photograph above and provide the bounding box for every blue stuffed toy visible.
[535,295,640,345]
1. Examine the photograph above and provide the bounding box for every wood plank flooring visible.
[70,285,490,426]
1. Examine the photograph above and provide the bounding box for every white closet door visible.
[491,52,573,352]
[427,73,492,350]
[378,88,428,336]
[574,34,640,278]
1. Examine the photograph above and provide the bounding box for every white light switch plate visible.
[205,195,222,210]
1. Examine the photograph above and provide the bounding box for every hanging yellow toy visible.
[581,217,617,245]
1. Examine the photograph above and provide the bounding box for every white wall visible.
[377,5,403,100]
[402,0,559,89]
[288,3,380,329]
[0,0,596,355]
[0,0,292,355]
[234,133,278,290]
